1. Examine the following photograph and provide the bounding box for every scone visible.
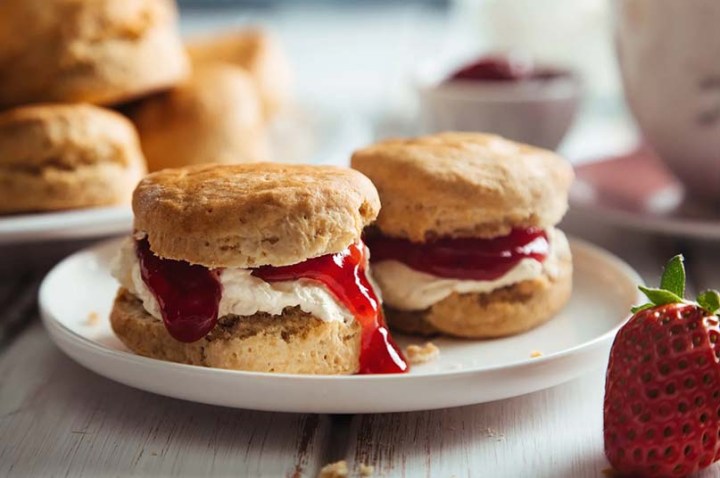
[351,132,574,338]
[130,63,268,172]
[186,29,292,118]
[110,163,408,375]
[0,104,147,214]
[0,0,189,108]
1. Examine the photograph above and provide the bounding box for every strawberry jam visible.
[448,55,567,82]
[366,228,549,281]
[136,237,222,343]
[253,242,408,374]
[136,237,408,374]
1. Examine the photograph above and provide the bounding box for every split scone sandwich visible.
[351,132,574,338]
[0,104,146,214]
[110,163,408,375]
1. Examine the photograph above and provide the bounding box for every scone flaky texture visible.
[351,132,574,241]
[0,0,189,108]
[111,288,361,374]
[133,163,380,268]
[0,104,146,213]
[131,63,268,172]
[386,255,572,338]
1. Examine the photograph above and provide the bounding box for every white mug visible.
[614,0,720,204]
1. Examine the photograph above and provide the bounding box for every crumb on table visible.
[484,427,505,441]
[318,460,348,478]
[85,311,100,326]
[359,464,374,476]
[405,342,440,365]
[530,350,543,358]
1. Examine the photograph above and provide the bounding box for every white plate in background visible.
[40,237,642,413]
[0,107,371,247]
[0,206,133,245]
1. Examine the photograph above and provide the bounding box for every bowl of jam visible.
[418,54,581,150]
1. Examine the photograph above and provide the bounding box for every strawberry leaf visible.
[638,285,683,306]
[659,254,685,298]
[630,303,654,314]
[697,290,720,314]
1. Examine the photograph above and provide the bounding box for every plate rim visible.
[0,206,133,244]
[569,153,720,240]
[568,196,720,239]
[39,236,644,383]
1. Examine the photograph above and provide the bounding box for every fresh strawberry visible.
[604,255,720,478]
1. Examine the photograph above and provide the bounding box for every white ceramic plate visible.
[0,206,133,245]
[40,237,642,413]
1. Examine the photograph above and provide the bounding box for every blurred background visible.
[177,0,634,159]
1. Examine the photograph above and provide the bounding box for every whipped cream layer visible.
[111,238,355,324]
[371,228,571,311]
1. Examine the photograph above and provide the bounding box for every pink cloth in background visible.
[575,146,682,213]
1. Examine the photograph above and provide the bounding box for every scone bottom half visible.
[353,132,574,339]
[111,164,408,375]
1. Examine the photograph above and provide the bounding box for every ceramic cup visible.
[614,0,720,203]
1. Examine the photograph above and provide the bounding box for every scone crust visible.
[133,163,380,268]
[385,256,572,338]
[0,0,189,108]
[0,104,146,213]
[131,63,268,172]
[351,132,574,241]
[110,288,361,374]
[186,28,292,117]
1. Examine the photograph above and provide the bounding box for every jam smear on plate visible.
[136,237,222,343]
[365,228,549,281]
[136,238,408,374]
[253,241,408,374]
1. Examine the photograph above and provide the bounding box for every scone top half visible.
[351,132,575,338]
[133,163,379,268]
[351,132,573,241]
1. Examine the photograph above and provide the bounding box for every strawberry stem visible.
[630,254,720,317]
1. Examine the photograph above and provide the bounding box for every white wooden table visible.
[2,213,719,478]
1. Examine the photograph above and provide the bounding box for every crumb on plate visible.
[318,460,348,478]
[530,350,543,358]
[405,342,440,364]
[86,311,100,326]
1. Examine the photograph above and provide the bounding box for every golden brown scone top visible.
[0,0,189,108]
[0,104,145,170]
[351,132,574,241]
[133,163,380,268]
